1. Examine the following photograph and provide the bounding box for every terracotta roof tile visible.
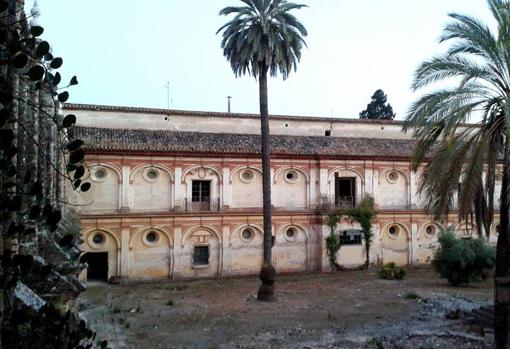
[74,126,417,159]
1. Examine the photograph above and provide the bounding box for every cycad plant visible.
[403,1,510,346]
[217,0,307,301]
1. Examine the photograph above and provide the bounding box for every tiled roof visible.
[65,103,403,125]
[74,126,417,159]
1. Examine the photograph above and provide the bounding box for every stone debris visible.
[12,281,45,311]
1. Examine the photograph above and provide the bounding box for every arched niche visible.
[273,167,309,209]
[380,222,410,266]
[273,224,310,272]
[71,164,121,212]
[230,167,263,208]
[180,225,222,278]
[454,221,478,239]
[228,224,264,274]
[129,165,173,212]
[81,228,120,280]
[416,221,443,264]
[328,168,364,208]
[377,169,409,209]
[128,226,173,279]
[182,166,222,210]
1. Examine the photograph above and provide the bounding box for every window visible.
[240,169,255,183]
[424,225,437,238]
[94,169,107,179]
[92,167,107,182]
[241,228,253,241]
[340,230,362,245]
[386,171,399,183]
[284,170,299,183]
[192,180,211,202]
[146,231,158,243]
[193,246,209,266]
[388,225,399,238]
[146,169,159,179]
[335,176,355,207]
[92,233,105,245]
[286,228,296,239]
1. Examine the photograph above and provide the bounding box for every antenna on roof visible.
[165,81,173,109]
[227,96,232,113]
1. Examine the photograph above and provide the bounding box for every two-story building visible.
[67,103,501,281]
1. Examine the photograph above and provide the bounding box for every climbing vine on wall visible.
[325,196,377,270]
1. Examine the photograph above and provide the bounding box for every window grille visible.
[193,246,209,265]
[340,230,362,245]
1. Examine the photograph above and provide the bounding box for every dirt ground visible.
[78,267,494,349]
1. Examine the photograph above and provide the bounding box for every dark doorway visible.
[335,177,356,207]
[81,252,108,281]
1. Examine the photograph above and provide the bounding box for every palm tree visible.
[217,0,307,301]
[403,1,510,346]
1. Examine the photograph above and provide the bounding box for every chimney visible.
[227,96,232,113]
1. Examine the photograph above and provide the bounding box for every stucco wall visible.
[130,166,173,212]
[230,168,263,208]
[73,109,412,139]
[129,228,172,279]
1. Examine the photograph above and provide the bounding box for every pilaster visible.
[221,225,230,276]
[222,167,231,208]
[172,225,183,277]
[411,222,419,266]
[120,224,130,277]
[121,165,130,211]
[174,167,183,209]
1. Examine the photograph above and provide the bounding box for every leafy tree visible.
[217,0,307,301]
[359,89,396,120]
[403,1,510,346]
[0,1,99,347]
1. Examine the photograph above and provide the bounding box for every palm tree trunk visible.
[257,62,276,302]
[260,65,272,264]
[495,134,510,348]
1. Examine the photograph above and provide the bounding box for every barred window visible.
[193,246,209,265]
[340,230,362,245]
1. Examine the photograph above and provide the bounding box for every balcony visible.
[185,198,220,212]
[335,196,355,208]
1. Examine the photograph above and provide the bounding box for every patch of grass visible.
[166,298,175,306]
[404,291,421,300]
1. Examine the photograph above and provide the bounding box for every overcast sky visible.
[27,1,493,120]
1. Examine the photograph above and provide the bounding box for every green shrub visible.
[379,262,406,280]
[432,229,495,286]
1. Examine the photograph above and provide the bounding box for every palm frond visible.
[217,0,308,79]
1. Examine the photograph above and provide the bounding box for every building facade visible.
[66,104,501,281]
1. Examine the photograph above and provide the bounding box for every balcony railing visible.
[185,198,220,212]
[335,196,355,208]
